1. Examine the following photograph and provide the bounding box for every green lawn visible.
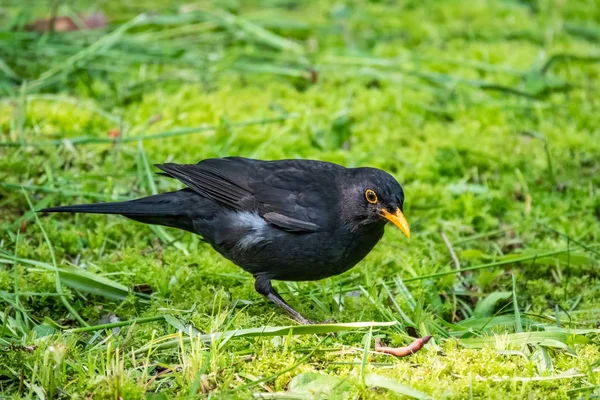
[1,0,599,398]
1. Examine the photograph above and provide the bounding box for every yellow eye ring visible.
[365,189,378,204]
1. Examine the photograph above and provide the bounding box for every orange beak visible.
[381,208,410,238]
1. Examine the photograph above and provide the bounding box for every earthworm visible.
[374,335,433,357]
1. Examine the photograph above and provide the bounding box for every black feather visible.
[155,162,252,210]
[40,189,212,233]
[154,158,344,232]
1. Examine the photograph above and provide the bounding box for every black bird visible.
[42,157,410,324]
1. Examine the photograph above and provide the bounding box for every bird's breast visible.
[200,211,385,282]
[244,223,385,281]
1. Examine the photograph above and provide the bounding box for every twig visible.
[440,230,460,270]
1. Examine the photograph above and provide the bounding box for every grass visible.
[1,0,599,398]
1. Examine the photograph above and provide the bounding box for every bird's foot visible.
[254,277,336,326]
[374,336,432,357]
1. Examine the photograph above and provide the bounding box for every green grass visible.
[1,0,600,398]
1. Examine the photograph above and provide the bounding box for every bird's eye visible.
[365,189,378,204]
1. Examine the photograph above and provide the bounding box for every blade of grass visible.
[67,316,164,333]
[12,228,21,318]
[486,368,600,382]
[381,281,415,326]
[265,247,593,310]
[541,53,600,74]
[0,114,297,147]
[364,374,432,400]
[3,194,55,234]
[136,140,188,256]
[473,292,512,318]
[453,228,514,245]
[0,183,129,201]
[22,189,87,326]
[403,247,580,282]
[512,274,523,333]
[537,222,600,258]
[0,254,150,302]
[0,57,19,80]
[27,94,123,125]
[459,331,572,351]
[216,10,305,55]
[27,14,148,93]
[452,315,528,333]
[360,326,373,386]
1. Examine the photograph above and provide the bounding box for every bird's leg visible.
[254,276,314,325]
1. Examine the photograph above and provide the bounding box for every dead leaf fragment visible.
[26,12,107,33]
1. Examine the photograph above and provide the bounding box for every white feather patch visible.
[234,211,269,250]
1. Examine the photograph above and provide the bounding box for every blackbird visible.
[42,157,410,324]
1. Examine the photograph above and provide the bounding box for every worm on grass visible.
[374,335,433,357]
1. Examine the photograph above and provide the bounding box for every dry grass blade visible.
[215,10,305,55]
[0,254,150,302]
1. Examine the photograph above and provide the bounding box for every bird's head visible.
[342,167,410,238]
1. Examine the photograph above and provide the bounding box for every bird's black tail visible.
[40,189,203,233]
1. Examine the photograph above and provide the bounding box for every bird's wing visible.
[248,160,342,231]
[156,158,342,232]
[262,212,319,232]
[155,158,254,210]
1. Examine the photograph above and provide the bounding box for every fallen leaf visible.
[26,12,107,33]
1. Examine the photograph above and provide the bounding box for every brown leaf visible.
[26,12,107,33]
[26,16,78,32]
